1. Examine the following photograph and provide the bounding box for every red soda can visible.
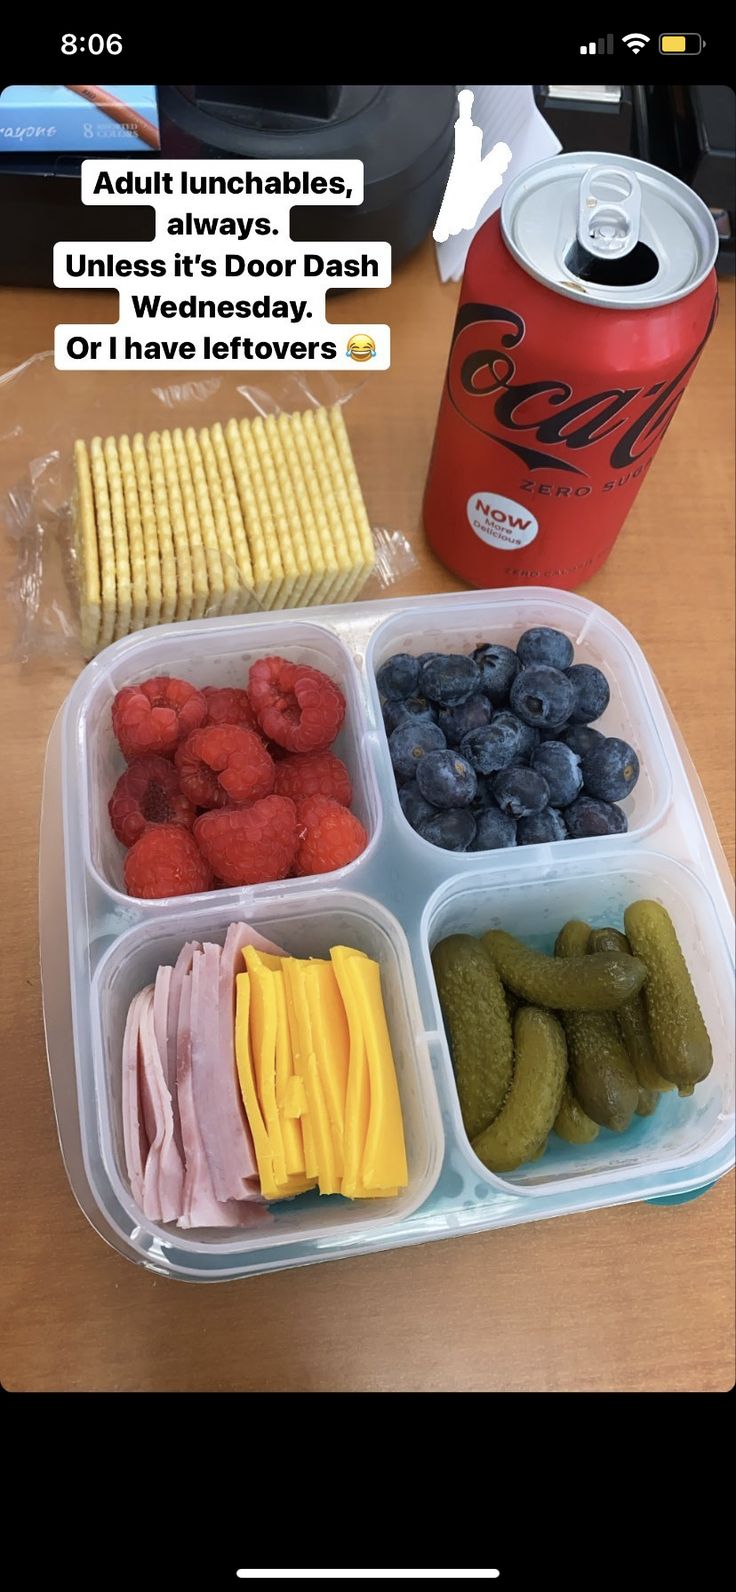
[423,152,719,589]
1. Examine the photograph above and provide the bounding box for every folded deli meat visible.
[121,922,408,1227]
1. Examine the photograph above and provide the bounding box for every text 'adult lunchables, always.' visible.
[53,160,391,372]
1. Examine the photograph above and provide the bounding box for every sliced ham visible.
[121,986,149,1209]
[164,942,196,1159]
[139,982,185,1223]
[176,961,261,1228]
[190,941,258,1201]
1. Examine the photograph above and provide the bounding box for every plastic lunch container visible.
[40,587,735,1281]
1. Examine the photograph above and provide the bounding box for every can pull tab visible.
[577,166,641,260]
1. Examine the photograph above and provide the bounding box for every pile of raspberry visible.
[108,660,367,899]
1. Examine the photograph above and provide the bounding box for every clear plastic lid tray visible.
[40,589,735,1281]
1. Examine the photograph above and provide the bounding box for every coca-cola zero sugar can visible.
[423,152,719,589]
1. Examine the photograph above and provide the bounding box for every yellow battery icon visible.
[659,33,703,52]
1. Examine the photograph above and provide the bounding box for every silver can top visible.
[500,151,719,309]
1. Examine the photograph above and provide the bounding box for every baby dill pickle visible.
[432,934,513,1139]
[624,901,713,1092]
[555,920,639,1131]
[589,926,674,1093]
[482,928,646,1010]
[636,1088,660,1117]
[472,1006,567,1173]
[553,1080,600,1145]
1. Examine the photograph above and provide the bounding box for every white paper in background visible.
[435,86,562,282]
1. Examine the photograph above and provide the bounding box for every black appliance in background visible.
[0,85,456,288]
[535,83,735,274]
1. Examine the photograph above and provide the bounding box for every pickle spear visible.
[589,925,674,1093]
[553,1079,600,1144]
[482,928,647,1010]
[472,1006,567,1173]
[432,934,513,1139]
[555,920,639,1131]
[624,901,713,1092]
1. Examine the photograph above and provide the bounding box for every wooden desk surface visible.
[0,244,733,1392]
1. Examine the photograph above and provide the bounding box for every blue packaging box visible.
[0,85,159,151]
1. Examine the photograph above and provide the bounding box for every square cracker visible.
[329,403,376,570]
[209,422,263,610]
[276,413,325,606]
[182,428,225,617]
[236,419,285,608]
[169,429,209,619]
[197,426,247,614]
[116,435,148,629]
[146,431,178,625]
[156,430,193,623]
[102,438,133,639]
[313,405,365,590]
[301,410,354,605]
[263,414,314,608]
[73,439,101,656]
[221,419,273,607]
[287,411,340,607]
[131,433,162,627]
[89,436,117,650]
[249,416,301,608]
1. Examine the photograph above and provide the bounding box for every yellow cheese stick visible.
[273,964,307,1177]
[344,954,408,1191]
[246,954,287,1187]
[303,961,350,1180]
[331,946,371,1199]
[234,973,280,1201]
[282,958,339,1193]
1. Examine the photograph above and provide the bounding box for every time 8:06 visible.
[62,33,123,53]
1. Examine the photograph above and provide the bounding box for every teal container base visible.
[647,1181,717,1206]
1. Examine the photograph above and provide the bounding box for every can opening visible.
[564,239,660,288]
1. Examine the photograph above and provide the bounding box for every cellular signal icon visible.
[580,33,614,54]
[622,32,651,53]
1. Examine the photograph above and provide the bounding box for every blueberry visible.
[558,724,606,758]
[468,805,518,850]
[437,692,492,746]
[492,765,550,818]
[398,778,436,831]
[418,808,477,851]
[582,737,640,802]
[510,665,575,730]
[389,720,446,782]
[530,741,583,808]
[382,696,436,736]
[472,643,520,706]
[565,663,610,724]
[564,795,628,838]
[376,652,419,701]
[517,627,574,671]
[416,749,477,809]
[460,711,537,775]
[419,652,481,707]
[417,651,442,667]
[517,807,567,845]
[472,778,497,812]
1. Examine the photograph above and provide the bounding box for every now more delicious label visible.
[466,492,539,551]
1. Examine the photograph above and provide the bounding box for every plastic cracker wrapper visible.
[1,354,419,661]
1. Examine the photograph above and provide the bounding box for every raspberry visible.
[108,755,196,848]
[112,676,206,761]
[194,796,297,886]
[201,686,258,735]
[274,751,352,807]
[175,725,274,809]
[294,795,367,876]
[124,824,213,899]
[247,656,345,753]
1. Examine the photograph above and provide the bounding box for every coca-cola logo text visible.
[448,299,718,476]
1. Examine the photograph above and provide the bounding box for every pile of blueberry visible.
[377,627,640,852]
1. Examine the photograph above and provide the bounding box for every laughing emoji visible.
[347,332,376,363]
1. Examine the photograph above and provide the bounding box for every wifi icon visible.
[622,32,651,53]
